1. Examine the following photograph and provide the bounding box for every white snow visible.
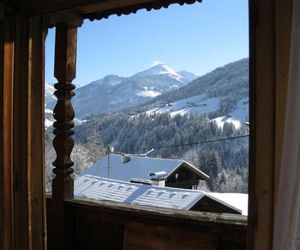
[212,97,249,129]
[44,111,87,129]
[212,116,242,129]
[137,90,161,98]
[45,118,53,128]
[135,95,248,130]
[81,154,208,182]
[206,192,248,216]
[74,118,88,125]
[134,61,184,82]
[45,109,53,114]
[75,175,241,213]
[145,95,220,118]
[45,83,56,100]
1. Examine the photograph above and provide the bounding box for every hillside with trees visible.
[45,58,249,193]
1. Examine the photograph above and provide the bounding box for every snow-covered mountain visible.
[128,58,249,129]
[45,59,249,129]
[45,83,56,108]
[65,62,197,118]
[133,61,186,82]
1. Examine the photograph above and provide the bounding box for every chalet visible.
[80,154,209,189]
[74,175,242,214]
[0,0,297,250]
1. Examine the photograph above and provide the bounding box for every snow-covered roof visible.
[206,192,248,216]
[74,175,241,214]
[80,154,209,182]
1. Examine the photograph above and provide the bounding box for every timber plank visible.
[27,16,47,250]
[124,222,216,250]
[1,8,15,250]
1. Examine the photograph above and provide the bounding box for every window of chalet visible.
[45,0,249,215]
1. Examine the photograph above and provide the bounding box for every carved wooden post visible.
[50,22,77,250]
[52,22,77,200]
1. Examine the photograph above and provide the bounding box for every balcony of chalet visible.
[0,0,294,249]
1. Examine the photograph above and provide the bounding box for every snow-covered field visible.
[44,108,88,129]
[212,97,249,129]
[145,95,220,117]
[142,95,249,129]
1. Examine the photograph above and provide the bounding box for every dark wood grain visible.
[124,222,217,250]
[28,16,47,250]
[0,16,3,250]
[0,8,15,250]
[11,13,47,250]
[248,0,276,249]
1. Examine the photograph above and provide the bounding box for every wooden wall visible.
[47,197,247,250]
[0,4,47,250]
[248,0,293,249]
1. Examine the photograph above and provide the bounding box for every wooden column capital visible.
[45,12,83,29]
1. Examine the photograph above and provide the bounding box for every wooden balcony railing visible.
[46,196,247,250]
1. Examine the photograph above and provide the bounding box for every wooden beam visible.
[28,16,47,250]
[13,12,30,250]
[12,14,47,250]
[274,0,292,209]
[25,0,202,20]
[248,0,276,249]
[0,7,15,250]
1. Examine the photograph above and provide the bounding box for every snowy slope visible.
[144,95,220,117]
[139,95,248,129]
[45,83,56,108]
[72,62,196,117]
[45,106,87,129]
[212,97,249,129]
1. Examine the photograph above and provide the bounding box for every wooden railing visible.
[46,196,247,250]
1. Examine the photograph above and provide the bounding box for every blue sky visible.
[45,0,249,86]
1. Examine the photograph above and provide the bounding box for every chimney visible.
[122,154,131,163]
[149,171,167,187]
[150,178,165,187]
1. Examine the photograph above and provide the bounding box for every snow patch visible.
[45,119,53,128]
[45,109,53,114]
[135,61,183,82]
[144,95,220,118]
[212,97,249,129]
[137,90,161,98]
[212,116,242,129]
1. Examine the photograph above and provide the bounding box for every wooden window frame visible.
[0,0,293,249]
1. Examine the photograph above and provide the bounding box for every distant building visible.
[80,154,209,189]
[75,175,242,214]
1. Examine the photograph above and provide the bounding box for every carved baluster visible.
[50,22,77,250]
[52,23,77,200]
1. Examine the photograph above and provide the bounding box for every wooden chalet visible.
[80,154,209,189]
[0,0,294,250]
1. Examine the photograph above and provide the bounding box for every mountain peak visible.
[133,61,183,81]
